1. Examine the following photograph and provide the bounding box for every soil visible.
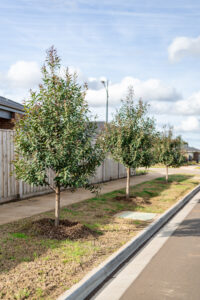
[115,196,151,205]
[22,218,95,240]
[0,174,198,300]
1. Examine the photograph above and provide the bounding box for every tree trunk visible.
[126,167,130,199]
[55,186,60,227]
[166,166,168,183]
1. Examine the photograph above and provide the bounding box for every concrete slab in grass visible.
[115,211,157,221]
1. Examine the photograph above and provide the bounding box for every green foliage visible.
[102,87,157,169]
[156,126,185,168]
[14,46,104,192]
[11,233,29,239]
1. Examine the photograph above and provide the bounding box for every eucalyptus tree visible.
[102,87,156,199]
[157,126,185,182]
[14,47,104,226]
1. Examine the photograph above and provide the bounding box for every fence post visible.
[16,180,20,199]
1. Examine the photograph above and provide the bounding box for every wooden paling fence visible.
[0,129,131,204]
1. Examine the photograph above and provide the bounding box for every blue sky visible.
[0,0,200,147]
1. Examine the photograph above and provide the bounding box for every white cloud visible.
[147,91,200,116]
[7,61,41,88]
[174,91,200,115]
[1,61,200,119]
[149,101,172,114]
[168,35,200,62]
[133,78,180,102]
[86,76,180,107]
[0,60,199,145]
[2,62,181,108]
[175,116,200,132]
[1,61,200,136]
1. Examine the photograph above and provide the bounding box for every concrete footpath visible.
[93,190,200,300]
[0,172,162,226]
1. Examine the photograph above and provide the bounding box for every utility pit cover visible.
[115,211,157,221]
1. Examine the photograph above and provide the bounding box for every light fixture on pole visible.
[101,79,109,123]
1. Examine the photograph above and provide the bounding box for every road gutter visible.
[57,184,200,300]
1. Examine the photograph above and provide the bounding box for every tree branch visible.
[44,180,56,192]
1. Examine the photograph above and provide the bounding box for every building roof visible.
[0,96,24,114]
[96,121,105,132]
[184,145,200,153]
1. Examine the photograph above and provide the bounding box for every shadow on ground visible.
[0,174,196,275]
[173,218,200,237]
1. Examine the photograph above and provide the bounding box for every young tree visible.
[102,87,156,199]
[157,126,185,182]
[14,47,103,226]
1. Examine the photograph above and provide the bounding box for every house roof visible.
[96,121,105,132]
[184,145,200,153]
[0,96,24,114]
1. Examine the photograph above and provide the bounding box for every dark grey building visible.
[184,145,200,162]
[0,96,24,129]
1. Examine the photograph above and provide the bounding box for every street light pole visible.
[101,79,109,123]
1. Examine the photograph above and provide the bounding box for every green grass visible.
[14,288,30,300]
[183,161,199,166]
[135,169,148,176]
[84,223,103,235]
[149,164,174,168]
[62,208,83,216]
[10,233,29,239]
[0,173,199,300]
[49,174,199,218]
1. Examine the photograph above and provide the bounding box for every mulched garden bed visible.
[22,218,95,240]
[115,195,151,205]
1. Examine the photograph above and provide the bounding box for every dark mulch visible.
[115,196,134,202]
[115,196,151,205]
[22,218,95,240]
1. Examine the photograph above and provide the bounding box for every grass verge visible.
[135,169,148,176]
[0,174,199,300]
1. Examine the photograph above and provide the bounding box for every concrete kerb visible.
[57,184,200,300]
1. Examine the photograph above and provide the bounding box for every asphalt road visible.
[120,197,200,300]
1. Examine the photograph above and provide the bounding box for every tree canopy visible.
[156,126,185,181]
[14,46,104,225]
[102,87,156,198]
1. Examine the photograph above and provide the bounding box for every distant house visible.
[0,96,24,129]
[96,121,105,132]
[184,145,200,163]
